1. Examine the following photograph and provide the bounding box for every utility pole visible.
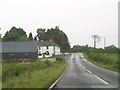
[104,37,106,49]
[92,35,100,49]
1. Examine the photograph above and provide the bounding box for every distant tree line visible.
[2,26,70,53]
[71,44,119,54]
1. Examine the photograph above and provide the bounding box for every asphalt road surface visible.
[53,53,119,90]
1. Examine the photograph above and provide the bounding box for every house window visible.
[38,51,41,54]
[46,51,49,55]
[10,54,15,59]
[38,51,42,56]
[46,46,49,49]
[10,54,14,56]
[39,46,41,50]
[25,53,29,55]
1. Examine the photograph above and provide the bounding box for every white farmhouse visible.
[37,41,60,58]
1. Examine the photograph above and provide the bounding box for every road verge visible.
[48,61,69,90]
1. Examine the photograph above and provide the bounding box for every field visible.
[2,59,67,88]
[83,52,119,72]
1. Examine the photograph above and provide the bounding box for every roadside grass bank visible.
[0,63,2,89]
[83,52,119,72]
[2,58,67,88]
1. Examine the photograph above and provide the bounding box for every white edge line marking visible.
[86,69,92,74]
[95,75,109,85]
[48,60,69,90]
[80,64,86,69]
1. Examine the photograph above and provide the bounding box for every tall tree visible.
[34,36,37,41]
[45,26,70,52]
[3,26,28,42]
[37,28,46,41]
[105,45,118,53]
[28,32,33,40]
[36,26,70,52]
[0,33,1,41]
[0,28,1,41]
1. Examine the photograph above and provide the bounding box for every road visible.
[53,53,119,90]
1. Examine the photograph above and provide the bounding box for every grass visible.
[2,60,67,89]
[83,52,119,72]
[0,63,2,89]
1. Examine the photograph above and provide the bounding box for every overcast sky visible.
[0,0,119,48]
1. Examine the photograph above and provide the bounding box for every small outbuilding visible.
[1,41,38,60]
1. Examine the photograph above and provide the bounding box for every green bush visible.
[56,55,64,61]
[87,52,113,64]
[3,64,31,81]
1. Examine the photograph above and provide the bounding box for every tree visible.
[28,32,33,40]
[105,45,118,53]
[37,28,46,41]
[36,26,70,52]
[3,26,28,42]
[0,28,1,41]
[0,34,1,41]
[34,36,37,41]
[71,44,91,53]
[45,26,70,52]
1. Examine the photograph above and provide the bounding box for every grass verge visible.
[83,52,119,72]
[2,60,67,89]
[0,63,2,89]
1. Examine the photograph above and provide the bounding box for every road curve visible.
[53,53,119,90]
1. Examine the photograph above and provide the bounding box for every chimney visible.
[49,39,54,43]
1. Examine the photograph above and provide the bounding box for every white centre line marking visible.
[79,60,109,85]
[95,75,109,85]
[86,69,92,74]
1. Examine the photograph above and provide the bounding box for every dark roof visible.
[37,41,59,47]
[1,41,37,53]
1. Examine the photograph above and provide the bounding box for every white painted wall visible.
[55,46,60,55]
[38,45,61,58]
[45,46,54,57]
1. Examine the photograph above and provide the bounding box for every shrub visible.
[2,61,53,82]
[56,55,64,61]
[2,64,29,81]
[87,52,113,64]
[85,52,119,72]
